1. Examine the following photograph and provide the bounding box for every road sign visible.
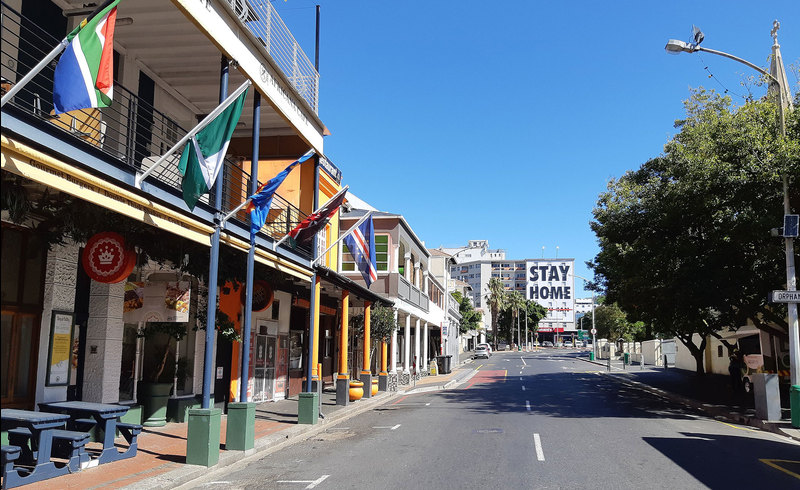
[771,290,800,303]
[591,328,597,335]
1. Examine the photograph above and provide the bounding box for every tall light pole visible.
[666,21,798,427]
[573,274,596,359]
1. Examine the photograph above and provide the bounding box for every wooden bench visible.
[7,428,90,472]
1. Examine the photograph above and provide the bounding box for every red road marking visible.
[465,370,506,389]
[392,395,409,405]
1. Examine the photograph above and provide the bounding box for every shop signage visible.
[46,311,74,386]
[82,232,135,283]
[241,280,274,312]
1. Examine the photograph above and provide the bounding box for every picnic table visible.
[38,401,137,464]
[1,408,72,487]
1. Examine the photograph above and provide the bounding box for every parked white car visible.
[477,343,492,356]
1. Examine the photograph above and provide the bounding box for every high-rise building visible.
[440,241,576,340]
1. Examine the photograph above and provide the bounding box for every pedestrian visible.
[728,349,743,393]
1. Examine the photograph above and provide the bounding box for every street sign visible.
[771,290,800,303]
[590,328,597,335]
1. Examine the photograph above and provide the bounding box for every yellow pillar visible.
[338,290,349,380]
[311,275,321,380]
[362,301,371,375]
[380,341,387,375]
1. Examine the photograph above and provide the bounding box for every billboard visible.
[526,259,575,328]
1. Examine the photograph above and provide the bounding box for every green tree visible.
[453,291,481,334]
[590,89,799,374]
[505,291,525,347]
[592,303,645,343]
[486,278,506,350]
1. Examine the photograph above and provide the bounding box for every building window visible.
[341,234,389,272]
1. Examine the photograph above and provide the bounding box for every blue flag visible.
[343,216,377,287]
[246,150,314,235]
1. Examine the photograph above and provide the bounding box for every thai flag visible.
[53,1,119,114]
[343,216,378,287]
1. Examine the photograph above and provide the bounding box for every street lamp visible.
[666,21,798,427]
[572,273,596,359]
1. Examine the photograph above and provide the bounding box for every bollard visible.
[640,355,644,370]
[607,356,611,372]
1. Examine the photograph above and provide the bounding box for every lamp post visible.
[573,274,596,359]
[666,21,798,427]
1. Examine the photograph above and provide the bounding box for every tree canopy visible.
[589,88,799,374]
[453,291,482,334]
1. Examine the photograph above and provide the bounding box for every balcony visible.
[1,1,313,257]
[397,274,429,312]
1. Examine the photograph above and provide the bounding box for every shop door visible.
[1,226,46,409]
[264,336,276,400]
[254,335,267,402]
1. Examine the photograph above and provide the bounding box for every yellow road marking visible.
[475,364,481,371]
[503,370,507,382]
[717,421,759,432]
[760,459,800,480]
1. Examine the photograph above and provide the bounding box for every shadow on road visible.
[433,370,699,420]
[644,432,800,487]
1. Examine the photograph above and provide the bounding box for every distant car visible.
[498,342,509,351]
[474,346,490,359]
[542,341,553,347]
[563,341,573,348]
[477,343,492,356]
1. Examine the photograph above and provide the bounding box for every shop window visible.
[289,331,303,369]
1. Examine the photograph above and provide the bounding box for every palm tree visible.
[506,291,525,349]
[486,278,506,351]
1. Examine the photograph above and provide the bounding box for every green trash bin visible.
[589,352,595,361]
[623,352,630,365]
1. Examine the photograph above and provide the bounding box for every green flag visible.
[178,88,248,210]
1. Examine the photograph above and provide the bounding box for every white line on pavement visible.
[526,400,531,411]
[307,475,330,489]
[522,386,526,391]
[391,424,401,430]
[425,402,431,406]
[521,357,527,366]
[534,434,545,461]
[276,474,330,488]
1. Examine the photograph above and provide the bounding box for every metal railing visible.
[0,1,311,255]
[230,0,319,113]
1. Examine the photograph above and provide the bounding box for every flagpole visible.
[273,185,349,250]
[134,79,251,188]
[219,149,315,227]
[1,0,118,108]
[312,210,373,267]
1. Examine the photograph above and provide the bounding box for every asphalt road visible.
[188,350,800,489]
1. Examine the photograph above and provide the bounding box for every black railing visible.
[1,2,311,256]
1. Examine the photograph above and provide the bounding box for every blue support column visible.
[240,91,260,402]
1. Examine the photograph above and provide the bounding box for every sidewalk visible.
[581,355,800,443]
[18,360,476,490]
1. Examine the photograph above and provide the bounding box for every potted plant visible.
[137,322,187,427]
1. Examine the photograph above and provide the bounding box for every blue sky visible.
[275,0,799,297]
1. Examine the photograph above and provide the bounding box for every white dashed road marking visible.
[534,434,545,461]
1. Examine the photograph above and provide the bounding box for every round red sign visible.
[82,232,133,283]
[240,280,274,312]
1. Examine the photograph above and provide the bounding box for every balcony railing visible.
[398,275,429,312]
[1,2,311,256]
[230,0,319,113]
